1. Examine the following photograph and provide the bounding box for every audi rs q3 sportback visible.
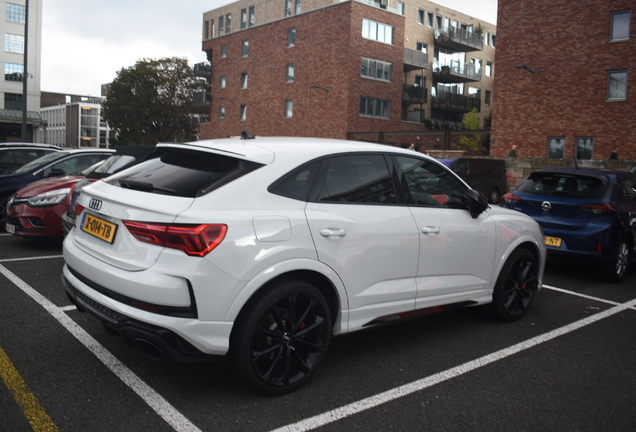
[62,136,546,394]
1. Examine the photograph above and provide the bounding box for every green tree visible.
[103,57,208,145]
[455,108,483,153]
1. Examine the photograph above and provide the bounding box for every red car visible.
[5,146,161,239]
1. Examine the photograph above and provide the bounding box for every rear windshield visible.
[104,148,263,197]
[518,173,608,199]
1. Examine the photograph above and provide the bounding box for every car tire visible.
[604,237,630,283]
[489,188,500,204]
[229,277,332,394]
[489,248,538,322]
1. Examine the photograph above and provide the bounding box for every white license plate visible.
[5,223,15,234]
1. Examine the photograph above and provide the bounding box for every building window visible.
[241,72,248,89]
[219,106,226,119]
[221,45,227,58]
[416,42,428,53]
[219,16,224,36]
[220,75,226,89]
[285,0,292,16]
[362,18,393,44]
[607,70,627,101]
[225,14,231,34]
[242,40,249,57]
[397,2,405,15]
[436,15,442,29]
[241,8,247,29]
[240,104,247,121]
[288,28,296,47]
[611,10,631,41]
[575,137,594,160]
[359,96,390,119]
[5,34,24,54]
[285,100,293,118]
[4,62,23,82]
[286,64,295,82]
[249,6,255,27]
[204,20,210,40]
[4,92,21,110]
[415,75,425,87]
[418,9,424,24]
[6,3,25,24]
[485,32,490,46]
[427,12,433,27]
[485,61,492,77]
[295,0,302,14]
[548,137,565,158]
[491,34,496,47]
[360,57,392,82]
[484,90,491,106]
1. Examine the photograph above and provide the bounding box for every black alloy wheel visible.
[604,237,630,283]
[490,248,538,322]
[230,278,332,394]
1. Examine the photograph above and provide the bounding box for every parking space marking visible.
[0,264,202,432]
[544,284,636,309]
[0,255,63,263]
[0,346,60,432]
[271,296,636,432]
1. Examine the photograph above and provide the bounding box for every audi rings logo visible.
[88,198,103,211]
[541,201,552,212]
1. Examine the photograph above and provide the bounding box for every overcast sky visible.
[40,0,497,96]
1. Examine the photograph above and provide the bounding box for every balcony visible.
[403,48,428,71]
[433,61,482,83]
[434,27,484,52]
[402,110,426,124]
[402,84,427,104]
[431,92,481,113]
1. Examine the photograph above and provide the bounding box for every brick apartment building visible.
[491,0,634,160]
[200,0,496,151]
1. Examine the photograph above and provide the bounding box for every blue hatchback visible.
[501,167,636,282]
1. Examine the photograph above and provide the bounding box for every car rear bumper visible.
[61,262,234,358]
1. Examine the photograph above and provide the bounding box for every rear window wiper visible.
[119,179,177,195]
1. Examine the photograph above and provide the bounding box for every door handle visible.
[421,226,441,235]
[320,228,347,238]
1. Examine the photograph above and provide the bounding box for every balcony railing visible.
[431,92,481,113]
[402,110,426,123]
[434,27,484,52]
[433,61,482,83]
[402,84,427,104]
[403,48,428,71]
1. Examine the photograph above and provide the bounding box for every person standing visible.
[609,146,619,160]
[507,144,518,158]
[408,143,416,151]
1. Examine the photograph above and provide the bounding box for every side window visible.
[0,150,15,163]
[44,155,105,176]
[396,156,466,207]
[622,177,636,203]
[270,159,322,201]
[317,154,396,204]
[13,150,39,164]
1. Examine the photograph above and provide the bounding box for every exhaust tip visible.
[132,339,164,361]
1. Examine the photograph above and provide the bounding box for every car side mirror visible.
[461,189,489,218]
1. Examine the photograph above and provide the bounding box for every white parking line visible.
[270,292,636,432]
[0,255,63,263]
[0,263,202,432]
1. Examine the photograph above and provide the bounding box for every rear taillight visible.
[501,192,521,204]
[577,203,615,215]
[123,222,227,257]
[65,183,77,206]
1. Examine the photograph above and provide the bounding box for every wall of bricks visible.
[200,0,497,146]
[491,0,635,161]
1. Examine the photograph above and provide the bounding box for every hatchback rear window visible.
[104,149,263,197]
[518,173,608,199]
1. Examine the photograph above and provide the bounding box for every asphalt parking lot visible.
[1,232,635,432]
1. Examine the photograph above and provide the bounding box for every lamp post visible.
[21,0,30,141]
